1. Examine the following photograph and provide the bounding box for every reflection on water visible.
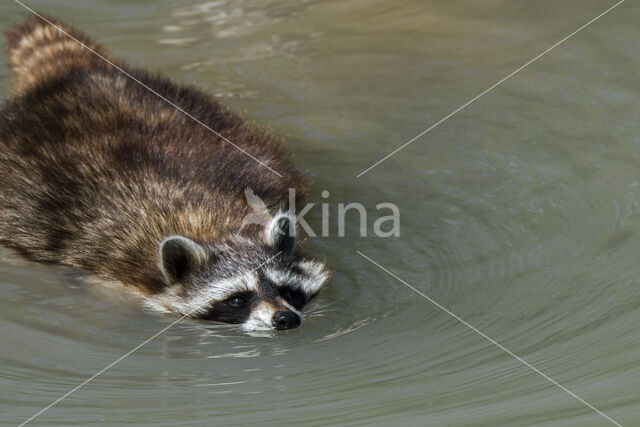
[2,0,640,425]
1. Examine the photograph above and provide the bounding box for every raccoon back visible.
[0,15,306,293]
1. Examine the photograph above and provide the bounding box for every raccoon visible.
[0,14,328,330]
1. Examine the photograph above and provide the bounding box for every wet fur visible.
[0,14,324,324]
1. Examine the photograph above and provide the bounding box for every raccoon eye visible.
[228,295,248,307]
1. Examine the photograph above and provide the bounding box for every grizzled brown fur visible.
[0,15,306,295]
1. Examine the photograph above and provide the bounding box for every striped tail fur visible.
[3,14,108,93]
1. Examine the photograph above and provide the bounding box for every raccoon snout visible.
[272,311,301,330]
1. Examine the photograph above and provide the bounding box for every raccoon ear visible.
[265,212,296,255]
[159,236,207,283]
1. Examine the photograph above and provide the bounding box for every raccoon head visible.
[150,212,328,331]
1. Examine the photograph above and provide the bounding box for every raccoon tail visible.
[3,14,109,93]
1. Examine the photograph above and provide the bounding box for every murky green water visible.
[2,0,640,425]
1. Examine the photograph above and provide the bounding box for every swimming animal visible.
[0,14,328,330]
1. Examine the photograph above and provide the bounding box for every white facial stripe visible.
[145,272,258,316]
[265,268,297,285]
[264,261,329,297]
[208,273,259,299]
[242,301,275,331]
[298,260,325,276]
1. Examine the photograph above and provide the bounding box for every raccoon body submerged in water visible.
[0,15,328,330]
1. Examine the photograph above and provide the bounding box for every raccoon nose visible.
[272,311,301,330]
